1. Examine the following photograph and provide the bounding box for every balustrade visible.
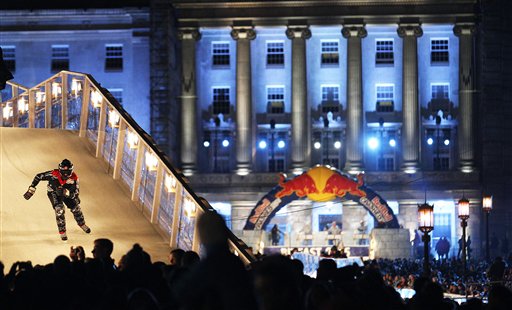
[0,71,255,265]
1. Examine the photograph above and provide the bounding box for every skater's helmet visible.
[58,159,74,178]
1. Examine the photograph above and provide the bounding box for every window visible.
[376,39,394,65]
[432,213,452,240]
[267,86,285,114]
[378,157,394,171]
[1,46,16,72]
[320,85,340,113]
[51,45,69,72]
[212,87,230,115]
[212,42,230,66]
[266,41,284,65]
[269,158,285,172]
[319,215,342,232]
[433,157,450,170]
[431,38,449,63]
[321,40,339,65]
[376,84,394,112]
[431,83,449,100]
[321,85,340,102]
[387,201,400,215]
[108,88,123,105]
[105,44,123,71]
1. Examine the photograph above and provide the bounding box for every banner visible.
[244,166,399,230]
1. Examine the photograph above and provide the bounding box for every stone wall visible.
[240,230,266,253]
[369,228,411,259]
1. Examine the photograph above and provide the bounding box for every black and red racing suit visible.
[30,169,85,233]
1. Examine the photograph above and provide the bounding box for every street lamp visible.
[270,119,276,172]
[482,195,493,261]
[435,115,441,170]
[458,196,470,275]
[213,116,220,172]
[418,202,434,277]
[323,117,330,164]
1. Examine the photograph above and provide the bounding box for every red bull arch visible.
[244,166,399,230]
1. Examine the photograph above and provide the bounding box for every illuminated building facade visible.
[2,0,512,258]
[169,0,512,257]
[0,6,151,131]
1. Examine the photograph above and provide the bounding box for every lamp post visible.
[270,119,276,171]
[482,195,493,261]
[435,115,441,170]
[458,196,470,276]
[418,202,434,277]
[213,116,220,172]
[323,117,329,164]
[378,118,384,170]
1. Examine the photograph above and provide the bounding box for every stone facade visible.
[370,228,411,259]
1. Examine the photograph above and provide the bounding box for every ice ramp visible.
[1,71,255,269]
[0,128,172,267]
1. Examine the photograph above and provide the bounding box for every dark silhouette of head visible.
[92,238,114,260]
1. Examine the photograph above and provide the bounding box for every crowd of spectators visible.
[1,212,511,310]
[378,256,512,298]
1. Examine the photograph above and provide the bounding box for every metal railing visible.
[0,71,255,265]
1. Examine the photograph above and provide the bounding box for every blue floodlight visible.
[368,137,379,150]
[203,141,210,148]
[222,139,230,147]
[334,141,341,149]
[427,137,434,145]
[314,141,321,149]
[258,140,267,149]
[277,140,285,149]
[389,138,396,147]
[444,139,450,146]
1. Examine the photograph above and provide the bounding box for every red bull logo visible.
[275,166,366,201]
[322,173,367,198]
[275,173,319,198]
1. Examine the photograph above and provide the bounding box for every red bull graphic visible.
[275,173,319,198]
[244,165,399,230]
[322,173,366,198]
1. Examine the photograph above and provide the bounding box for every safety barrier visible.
[0,71,255,265]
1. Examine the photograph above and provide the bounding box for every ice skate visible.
[80,224,91,234]
[60,232,68,241]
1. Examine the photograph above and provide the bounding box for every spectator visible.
[501,235,509,257]
[458,237,464,259]
[488,256,506,283]
[169,248,185,266]
[435,238,443,260]
[180,251,200,269]
[467,236,472,260]
[271,224,283,246]
[69,245,86,262]
[92,238,116,271]
[177,211,258,310]
[491,232,499,257]
[487,284,512,310]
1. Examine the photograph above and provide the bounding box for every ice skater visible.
[23,159,91,241]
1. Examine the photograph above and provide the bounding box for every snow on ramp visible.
[0,128,170,268]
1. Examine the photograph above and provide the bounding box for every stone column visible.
[342,25,367,174]
[231,26,256,176]
[286,25,311,175]
[454,24,476,173]
[398,24,423,174]
[178,28,201,176]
